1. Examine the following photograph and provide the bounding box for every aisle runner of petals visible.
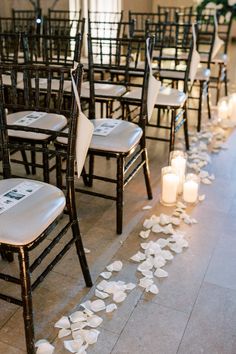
[36,114,233,353]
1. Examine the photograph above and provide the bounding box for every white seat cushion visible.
[7,111,67,140]
[123,86,187,108]
[195,68,211,81]
[159,70,185,80]
[81,81,127,99]
[0,178,65,246]
[200,53,227,65]
[90,119,143,153]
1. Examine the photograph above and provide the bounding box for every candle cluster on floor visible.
[35,103,235,353]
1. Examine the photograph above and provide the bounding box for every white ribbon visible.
[189,23,201,84]
[71,64,94,178]
[146,37,161,122]
[212,12,224,59]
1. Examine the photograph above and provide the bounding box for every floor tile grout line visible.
[176,168,228,354]
[110,294,145,354]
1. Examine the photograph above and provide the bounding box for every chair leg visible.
[18,247,35,354]
[87,154,94,187]
[72,221,93,287]
[31,150,36,175]
[116,155,124,235]
[216,64,222,104]
[197,82,203,132]
[42,143,50,183]
[183,106,189,151]
[56,153,63,189]
[169,109,175,152]
[20,150,31,175]
[224,66,228,97]
[206,83,211,121]
[142,146,153,200]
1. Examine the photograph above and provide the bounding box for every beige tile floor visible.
[1,44,236,353]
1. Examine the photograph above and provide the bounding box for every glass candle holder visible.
[170,150,187,194]
[183,173,199,204]
[161,166,179,206]
[217,97,229,120]
[228,93,236,121]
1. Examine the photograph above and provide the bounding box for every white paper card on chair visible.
[93,120,121,136]
[147,75,161,122]
[212,13,224,59]
[189,49,201,84]
[76,111,94,178]
[146,37,161,122]
[70,64,94,179]
[189,24,201,84]
[0,181,43,215]
[212,35,224,59]
[14,112,47,126]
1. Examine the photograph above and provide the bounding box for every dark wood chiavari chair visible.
[43,16,85,37]
[22,32,83,67]
[198,8,235,102]
[138,21,194,150]
[48,8,82,20]
[128,11,168,38]
[88,10,124,22]
[188,13,215,131]
[56,36,154,234]
[12,8,42,35]
[0,63,92,354]
[157,5,194,22]
[88,19,135,39]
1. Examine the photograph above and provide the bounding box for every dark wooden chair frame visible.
[56,36,153,234]
[0,64,92,354]
[143,21,194,150]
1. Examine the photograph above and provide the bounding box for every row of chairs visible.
[0,5,234,352]
[0,63,93,354]
[0,34,155,353]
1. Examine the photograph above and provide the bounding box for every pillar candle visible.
[228,93,236,121]
[183,179,198,204]
[218,99,229,120]
[161,170,179,205]
[171,155,186,194]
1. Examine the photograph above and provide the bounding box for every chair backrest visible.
[146,21,194,92]
[196,14,216,66]
[88,10,123,22]
[43,17,85,37]
[128,11,168,38]
[87,34,153,125]
[48,9,82,20]
[157,5,193,21]
[216,10,234,53]
[22,33,83,66]
[0,17,14,33]
[12,9,42,20]
[0,32,20,64]
[0,64,83,186]
[88,19,135,39]
[12,9,42,34]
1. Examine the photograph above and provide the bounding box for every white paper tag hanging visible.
[146,38,161,122]
[189,24,201,84]
[71,65,94,178]
[212,13,224,59]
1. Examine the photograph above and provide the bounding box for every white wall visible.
[152,0,195,10]
[3,0,69,17]
[122,0,152,13]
